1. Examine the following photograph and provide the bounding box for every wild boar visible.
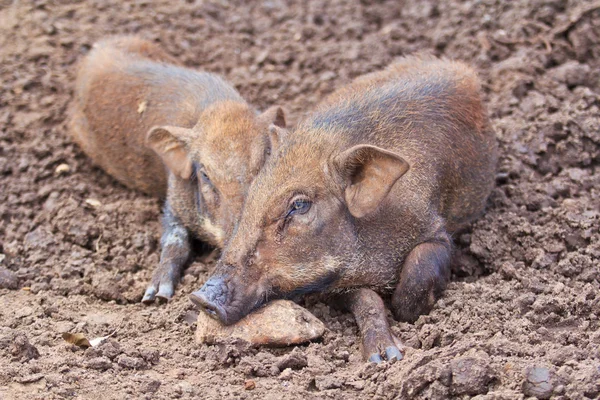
[70,36,286,303]
[190,56,497,362]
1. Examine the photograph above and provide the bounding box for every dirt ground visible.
[0,0,599,399]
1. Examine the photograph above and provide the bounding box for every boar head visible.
[147,101,285,247]
[190,133,409,324]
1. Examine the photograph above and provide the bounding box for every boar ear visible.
[258,106,287,155]
[333,145,409,218]
[267,125,288,154]
[258,106,286,128]
[147,126,195,180]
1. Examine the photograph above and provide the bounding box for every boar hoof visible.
[142,280,175,304]
[368,353,383,363]
[385,346,403,362]
[367,345,403,364]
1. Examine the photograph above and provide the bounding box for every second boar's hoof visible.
[368,346,404,364]
[339,288,405,363]
[142,265,178,304]
[391,239,451,323]
[142,280,174,304]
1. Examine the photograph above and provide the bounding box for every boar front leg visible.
[391,237,451,323]
[142,202,191,303]
[337,288,404,363]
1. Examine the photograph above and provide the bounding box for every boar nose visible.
[189,276,228,322]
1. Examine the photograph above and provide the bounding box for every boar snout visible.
[190,275,228,321]
[190,267,265,325]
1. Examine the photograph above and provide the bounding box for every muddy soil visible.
[0,0,599,399]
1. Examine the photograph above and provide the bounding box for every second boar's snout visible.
[190,276,229,323]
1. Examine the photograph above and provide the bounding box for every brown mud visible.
[0,0,599,399]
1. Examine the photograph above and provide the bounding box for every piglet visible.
[70,36,286,303]
[190,56,497,362]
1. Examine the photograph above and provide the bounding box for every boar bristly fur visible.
[191,56,497,362]
[70,36,286,303]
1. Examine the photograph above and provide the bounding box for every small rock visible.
[139,348,160,365]
[116,354,147,370]
[141,379,161,394]
[315,375,344,390]
[93,281,124,303]
[85,198,102,208]
[345,380,365,390]
[196,300,326,347]
[0,267,18,290]
[279,368,294,380]
[24,227,56,250]
[522,366,554,399]
[547,61,590,87]
[450,356,493,395]
[499,262,518,280]
[276,349,308,371]
[15,373,44,384]
[3,333,40,361]
[244,379,256,390]
[98,339,122,360]
[84,356,112,371]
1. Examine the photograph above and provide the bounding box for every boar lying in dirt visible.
[70,36,286,303]
[191,56,497,362]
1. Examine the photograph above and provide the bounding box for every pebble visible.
[4,333,40,361]
[450,356,493,395]
[0,267,18,290]
[116,354,147,370]
[276,349,308,371]
[522,366,554,399]
[84,356,113,371]
[196,300,325,347]
[547,61,590,87]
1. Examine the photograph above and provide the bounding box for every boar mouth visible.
[189,290,230,322]
[189,274,265,326]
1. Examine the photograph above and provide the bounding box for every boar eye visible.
[286,197,311,218]
[201,170,211,184]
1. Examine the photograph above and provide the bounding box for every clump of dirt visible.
[0,0,598,399]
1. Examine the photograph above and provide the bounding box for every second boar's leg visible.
[337,288,404,363]
[391,237,452,323]
[142,203,191,303]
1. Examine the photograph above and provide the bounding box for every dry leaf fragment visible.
[62,333,111,348]
[62,332,92,348]
[89,335,110,347]
[62,323,121,348]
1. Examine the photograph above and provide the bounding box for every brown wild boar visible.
[70,36,286,303]
[190,56,497,362]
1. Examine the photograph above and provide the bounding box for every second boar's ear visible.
[333,145,409,218]
[258,105,286,128]
[258,106,287,154]
[147,126,195,180]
